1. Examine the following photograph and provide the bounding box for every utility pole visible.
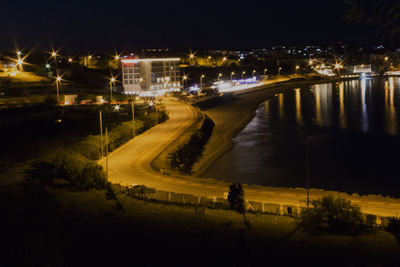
[155,100,158,125]
[105,127,109,182]
[99,110,104,157]
[131,101,135,138]
[306,136,311,208]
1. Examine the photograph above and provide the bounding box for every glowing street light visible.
[334,63,343,77]
[218,73,222,80]
[278,67,282,76]
[295,65,300,74]
[200,74,205,89]
[252,70,256,77]
[264,68,267,77]
[45,63,51,69]
[231,72,235,83]
[384,56,389,62]
[309,59,313,65]
[115,55,120,60]
[15,58,25,72]
[55,75,63,105]
[242,71,246,80]
[68,58,73,63]
[222,56,227,62]
[16,50,22,56]
[109,76,116,102]
[189,53,195,65]
[182,74,188,88]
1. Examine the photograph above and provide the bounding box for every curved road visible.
[102,97,400,218]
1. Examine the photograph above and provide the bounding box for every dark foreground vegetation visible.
[2,166,400,266]
[2,180,400,266]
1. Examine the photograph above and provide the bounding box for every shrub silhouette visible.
[299,196,363,235]
[386,217,400,244]
[228,181,250,229]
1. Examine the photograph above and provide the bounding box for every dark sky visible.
[1,0,374,52]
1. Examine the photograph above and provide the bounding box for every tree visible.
[343,0,400,45]
[299,195,363,235]
[386,217,400,244]
[228,181,251,229]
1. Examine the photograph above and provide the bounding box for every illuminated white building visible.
[352,64,372,74]
[121,57,181,94]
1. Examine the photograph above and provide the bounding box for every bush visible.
[386,217,400,244]
[72,120,145,160]
[298,196,363,235]
[72,135,103,160]
[24,152,107,191]
[168,115,214,174]
[25,160,56,187]
[52,152,107,190]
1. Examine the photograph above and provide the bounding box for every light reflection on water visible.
[204,78,400,196]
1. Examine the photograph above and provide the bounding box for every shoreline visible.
[192,76,357,177]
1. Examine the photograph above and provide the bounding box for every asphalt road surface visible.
[102,97,400,218]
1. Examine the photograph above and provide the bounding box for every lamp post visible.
[16,58,24,72]
[335,63,343,77]
[189,53,195,65]
[131,101,135,138]
[278,67,282,76]
[99,110,104,157]
[231,72,235,83]
[252,70,256,77]
[200,74,205,90]
[55,75,62,105]
[218,73,222,80]
[306,136,312,208]
[242,71,246,80]
[105,127,109,182]
[182,75,188,88]
[109,77,116,103]
[264,68,267,78]
[295,65,300,75]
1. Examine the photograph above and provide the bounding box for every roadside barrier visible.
[114,183,386,227]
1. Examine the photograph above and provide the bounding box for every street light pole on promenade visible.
[131,101,135,138]
[99,110,104,157]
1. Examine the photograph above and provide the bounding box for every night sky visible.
[1,0,373,51]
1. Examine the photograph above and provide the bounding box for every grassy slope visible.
[2,184,399,266]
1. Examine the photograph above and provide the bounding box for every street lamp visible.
[231,72,235,83]
[278,67,282,76]
[252,70,256,77]
[182,74,188,88]
[200,74,205,90]
[384,56,389,62]
[242,71,246,80]
[189,53,195,65]
[16,58,24,72]
[264,68,267,77]
[109,76,116,102]
[295,65,300,75]
[222,56,227,63]
[55,75,62,105]
[218,73,222,80]
[335,63,343,76]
